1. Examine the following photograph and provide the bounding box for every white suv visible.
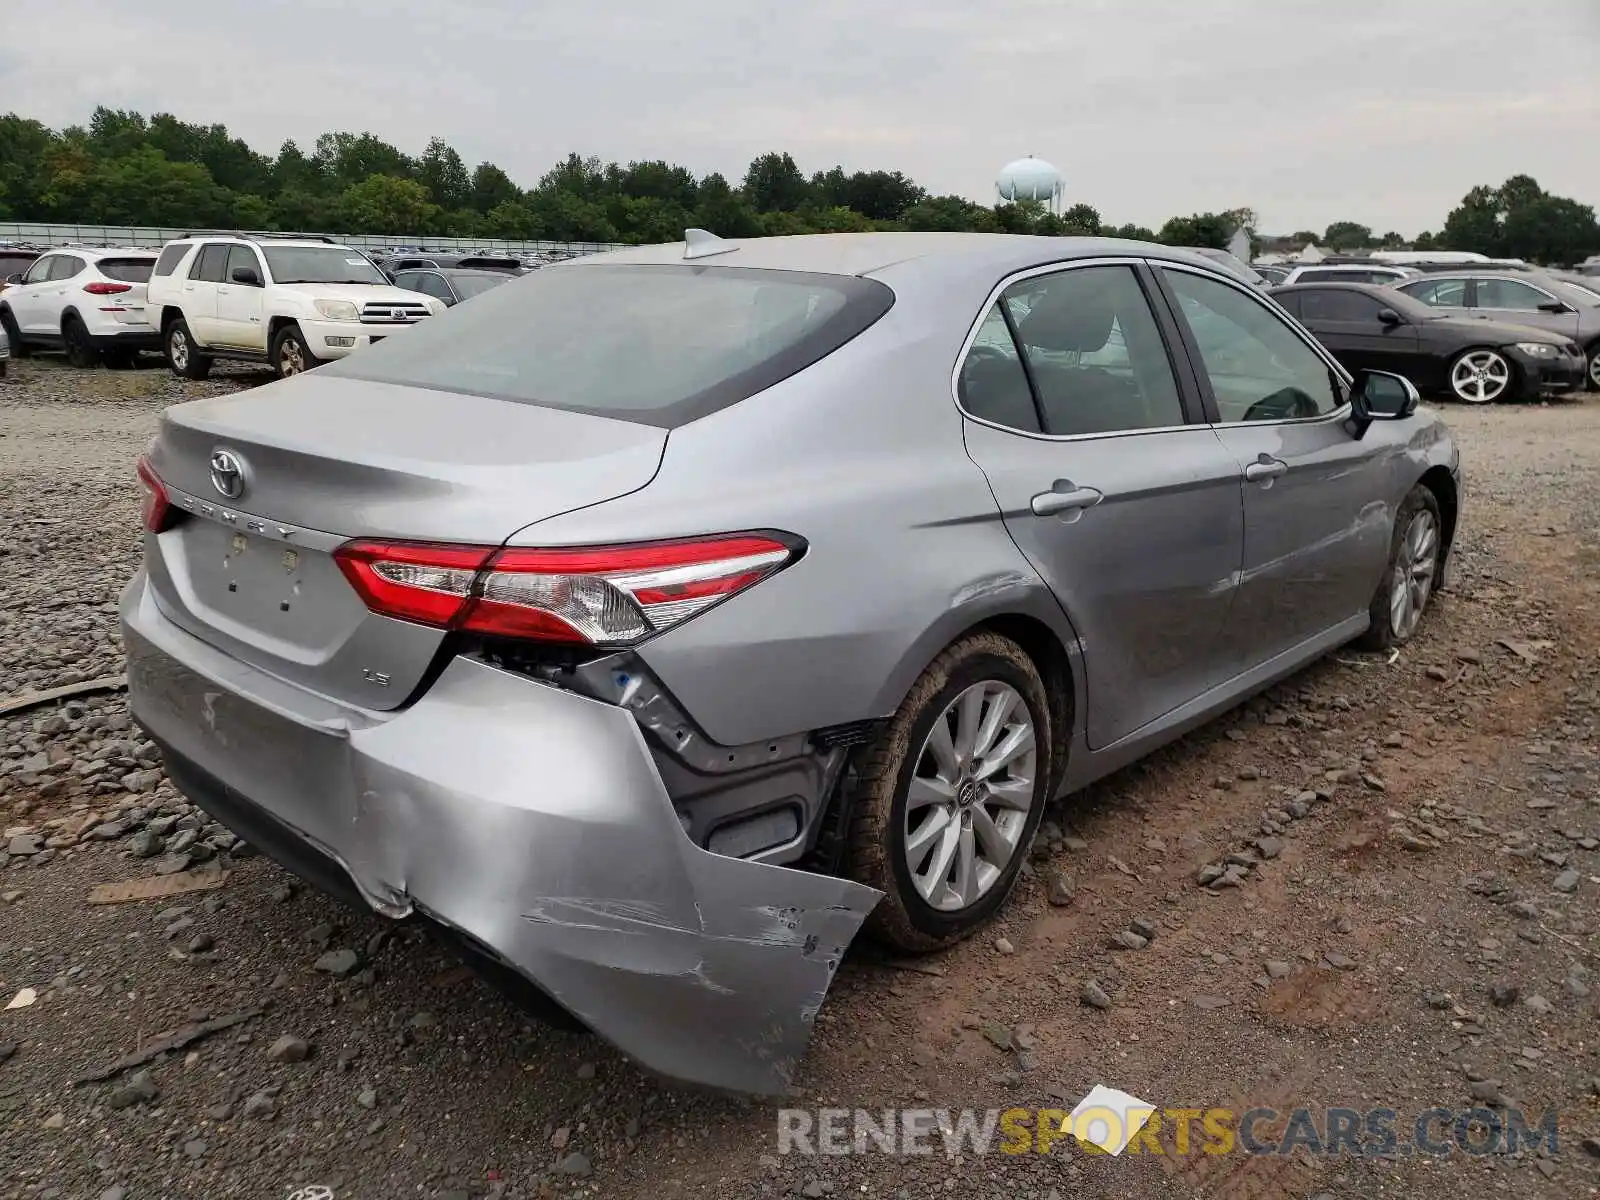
[0,246,162,367]
[145,234,443,380]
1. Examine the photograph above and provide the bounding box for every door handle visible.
[1031,480,1103,516]
[1244,456,1288,483]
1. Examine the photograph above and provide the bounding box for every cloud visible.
[2,0,1594,233]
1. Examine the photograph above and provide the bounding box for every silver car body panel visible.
[123,232,1462,1092]
[121,573,879,1096]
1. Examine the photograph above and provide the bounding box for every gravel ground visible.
[2,356,1598,1200]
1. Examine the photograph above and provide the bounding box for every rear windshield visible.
[457,257,521,272]
[98,257,156,283]
[325,264,896,427]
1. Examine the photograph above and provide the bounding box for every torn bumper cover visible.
[119,570,881,1095]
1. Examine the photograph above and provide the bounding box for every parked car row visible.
[1271,282,1587,404]
[0,234,523,378]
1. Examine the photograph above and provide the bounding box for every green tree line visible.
[0,109,1595,263]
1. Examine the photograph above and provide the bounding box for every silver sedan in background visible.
[122,232,1461,1093]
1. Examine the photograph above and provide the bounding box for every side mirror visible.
[1350,369,1419,435]
[4,273,21,285]
[230,266,262,286]
[1537,299,1573,314]
[1376,307,1403,326]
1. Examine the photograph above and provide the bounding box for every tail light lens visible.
[334,534,798,645]
[84,281,132,295]
[136,455,172,533]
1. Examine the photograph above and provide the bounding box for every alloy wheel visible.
[1450,350,1509,404]
[279,338,306,375]
[903,680,1037,912]
[1588,350,1600,390]
[1389,509,1438,639]
[169,329,189,371]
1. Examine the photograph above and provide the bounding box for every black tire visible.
[165,319,212,380]
[1357,485,1444,652]
[63,315,100,368]
[271,322,323,378]
[1585,345,1600,393]
[0,308,26,359]
[843,632,1052,953]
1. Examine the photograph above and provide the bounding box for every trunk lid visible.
[143,373,666,709]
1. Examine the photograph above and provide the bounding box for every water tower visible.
[996,156,1064,215]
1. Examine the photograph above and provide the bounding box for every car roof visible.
[36,246,155,260]
[575,232,1237,288]
[170,236,351,250]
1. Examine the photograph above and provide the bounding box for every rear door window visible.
[192,245,231,283]
[1002,265,1187,436]
[325,264,895,428]
[957,304,1040,432]
[1399,277,1468,306]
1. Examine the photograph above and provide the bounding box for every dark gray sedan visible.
[1394,270,1600,390]
[390,267,513,308]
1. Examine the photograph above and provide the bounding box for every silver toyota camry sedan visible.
[122,231,1462,1094]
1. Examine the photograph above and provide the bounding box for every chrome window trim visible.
[1156,260,1357,430]
[948,255,1199,444]
[1399,272,1561,310]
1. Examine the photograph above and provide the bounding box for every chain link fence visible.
[0,222,623,257]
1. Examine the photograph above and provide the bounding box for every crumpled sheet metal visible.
[123,583,880,1095]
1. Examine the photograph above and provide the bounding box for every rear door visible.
[957,259,1245,749]
[215,245,267,349]
[182,243,229,342]
[1157,265,1390,669]
[1296,287,1420,377]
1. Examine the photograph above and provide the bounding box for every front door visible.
[1157,266,1392,669]
[957,260,1244,750]
[7,254,60,333]
[1295,286,1421,379]
[215,245,267,349]
[1468,275,1581,341]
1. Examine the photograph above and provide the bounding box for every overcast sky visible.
[5,0,1597,234]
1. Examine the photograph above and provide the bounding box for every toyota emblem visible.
[209,448,247,500]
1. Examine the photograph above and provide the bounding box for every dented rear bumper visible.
[119,569,879,1095]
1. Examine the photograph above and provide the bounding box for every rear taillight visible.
[136,455,172,533]
[84,281,132,295]
[334,534,798,645]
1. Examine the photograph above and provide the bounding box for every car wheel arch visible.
[60,307,87,333]
[870,598,1081,794]
[1416,464,1459,567]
